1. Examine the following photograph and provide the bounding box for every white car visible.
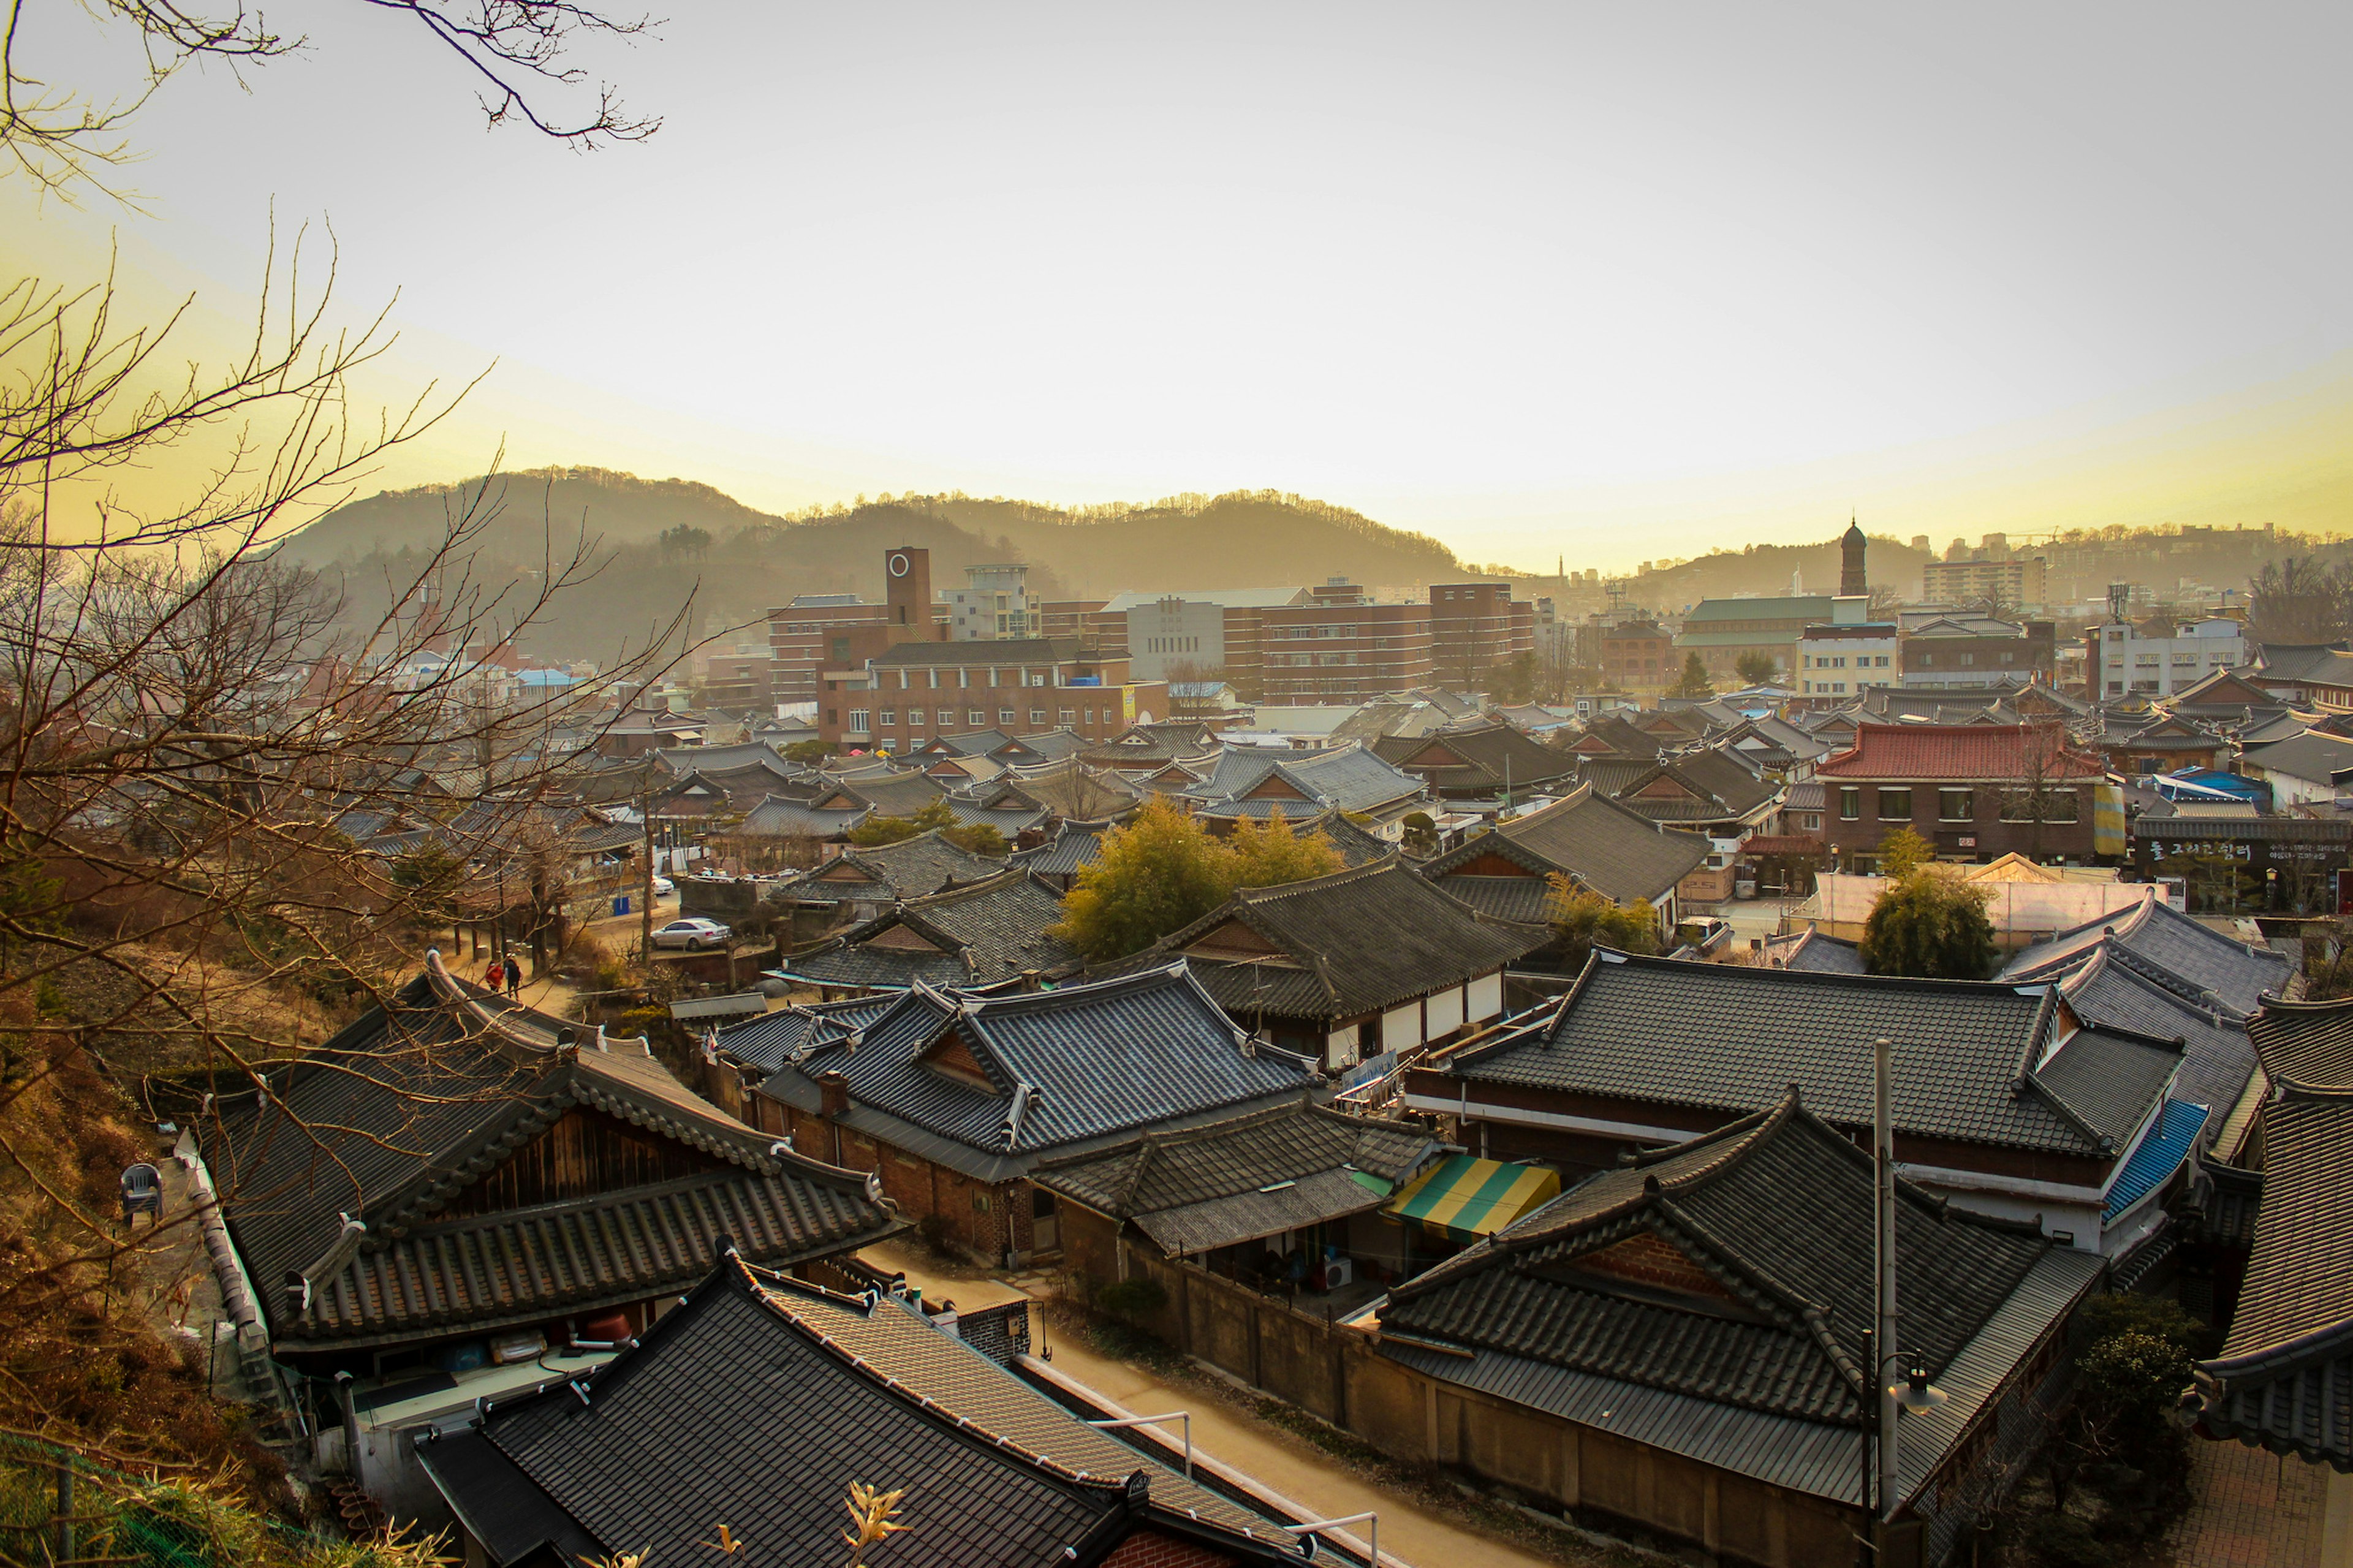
[650,874,676,897]
[652,917,730,951]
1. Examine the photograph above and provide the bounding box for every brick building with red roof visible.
[1813,722,2107,865]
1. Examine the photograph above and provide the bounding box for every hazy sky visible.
[11,2,2353,565]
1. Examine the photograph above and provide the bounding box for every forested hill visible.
[276,472,1472,661]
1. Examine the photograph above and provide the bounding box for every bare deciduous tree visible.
[6,0,661,196]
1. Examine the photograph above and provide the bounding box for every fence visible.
[0,1431,406,1568]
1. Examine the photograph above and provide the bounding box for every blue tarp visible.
[2104,1099,2210,1222]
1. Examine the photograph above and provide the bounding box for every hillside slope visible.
[283,476,1474,661]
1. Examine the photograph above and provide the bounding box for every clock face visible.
[888,553,911,578]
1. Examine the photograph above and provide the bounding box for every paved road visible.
[861,1241,1580,1568]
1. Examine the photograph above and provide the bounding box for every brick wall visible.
[1099,1531,1238,1568]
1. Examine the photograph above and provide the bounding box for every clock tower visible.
[883,545,934,632]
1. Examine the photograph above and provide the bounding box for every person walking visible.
[506,960,523,1000]
[485,958,504,994]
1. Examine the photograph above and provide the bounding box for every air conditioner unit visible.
[1318,1256,1354,1292]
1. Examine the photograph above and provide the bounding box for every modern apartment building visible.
[2088,616,2248,698]
[1922,555,2049,611]
[1795,620,1899,699]
[945,562,1042,640]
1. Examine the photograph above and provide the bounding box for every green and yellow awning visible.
[1383,1155,1561,1246]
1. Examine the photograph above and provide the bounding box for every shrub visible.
[1094,1278,1169,1322]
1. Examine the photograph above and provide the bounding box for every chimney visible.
[819,1069,851,1119]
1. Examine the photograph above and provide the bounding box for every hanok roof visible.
[1999,897,2294,1018]
[2054,944,2259,1126]
[1117,860,1543,1023]
[1757,925,1867,974]
[1370,721,1578,796]
[2254,643,2353,692]
[2237,729,2353,786]
[781,869,1081,991]
[1032,1100,1438,1257]
[1422,782,1710,911]
[1581,747,1781,826]
[2194,997,2353,1470]
[1433,952,2180,1159]
[712,995,897,1077]
[1563,713,1668,759]
[422,1259,1307,1568]
[1814,722,2105,783]
[1392,1100,2020,1409]
[1010,818,1119,879]
[784,831,1004,904]
[733,792,871,840]
[1182,744,1428,821]
[200,961,897,1350]
[1379,1092,2101,1508]
[756,964,1320,1181]
[830,766,952,819]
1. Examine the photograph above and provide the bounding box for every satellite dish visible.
[888,552,911,578]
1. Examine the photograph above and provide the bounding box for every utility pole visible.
[640,783,657,963]
[1874,1034,1899,1527]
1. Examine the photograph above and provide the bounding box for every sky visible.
[9,1,2353,568]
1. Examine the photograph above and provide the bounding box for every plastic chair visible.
[121,1162,164,1226]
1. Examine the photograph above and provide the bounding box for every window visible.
[1876,655,1890,667]
[1060,708,1076,725]
[907,708,925,724]
[826,708,839,724]
[999,707,1017,724]
[1938,789,1974,822]
[968,708,986,725]
[1839,787,1862,821]
[1918,652,1936,667]
[1030,707,1047,725]
[848,709,870,733]
[878,708,897,725]
[1877,788,1913,820]
[2001,789,2079,824]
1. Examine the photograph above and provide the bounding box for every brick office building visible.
[1812,722,2107,864]
[1428,581,1536,688]
[816,637,1170,751]
[766,545,949,705]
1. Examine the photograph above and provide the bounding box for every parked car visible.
[650,874,676,897]
[652,917,730,951]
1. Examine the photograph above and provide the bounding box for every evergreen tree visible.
[1874,826,1934,879]
[1860,870,1996,979]
[1667,651,1715,699]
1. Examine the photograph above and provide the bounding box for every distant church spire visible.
[1840,512,1868,597]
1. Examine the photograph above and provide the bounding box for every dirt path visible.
[860,1242,1613,1568]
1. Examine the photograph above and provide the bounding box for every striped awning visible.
[1383,1155,1561,1246]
